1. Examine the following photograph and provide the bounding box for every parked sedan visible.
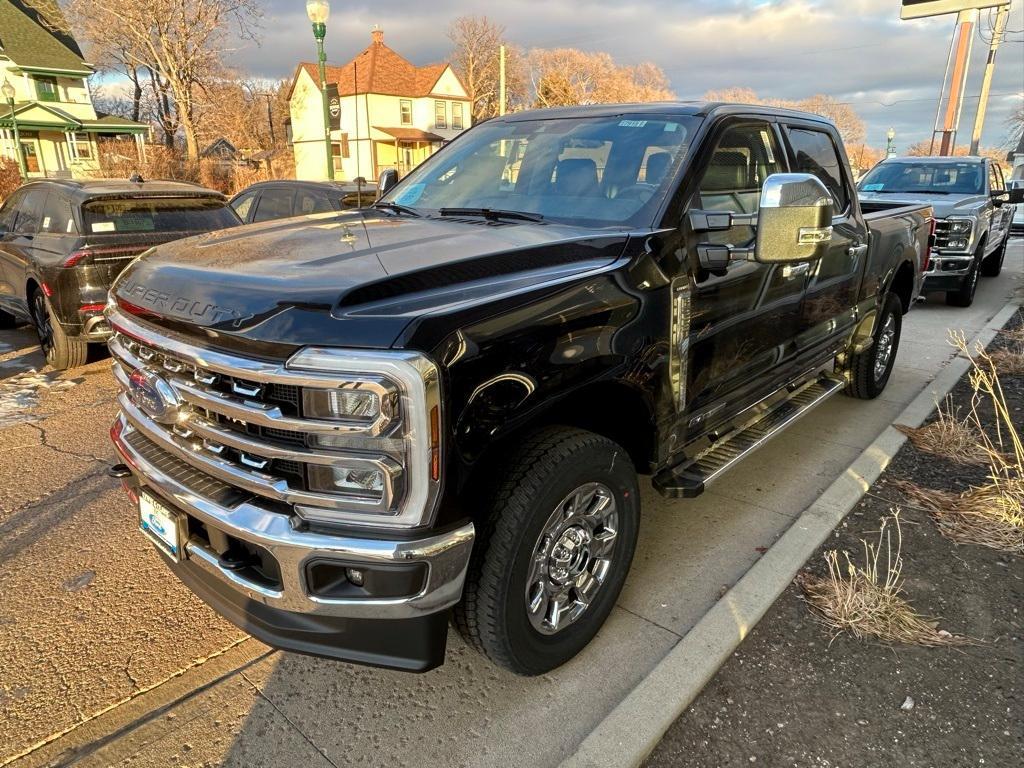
[229,180,376,224]
[0,179,240,369]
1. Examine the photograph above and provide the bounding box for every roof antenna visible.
[129,172,144,184]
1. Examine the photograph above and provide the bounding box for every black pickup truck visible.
[106,103,932,674]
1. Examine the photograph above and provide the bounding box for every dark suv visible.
[0,179,240,369]
[230,180,375,224]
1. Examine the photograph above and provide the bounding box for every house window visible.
[435,100,446,130]
[452,102,464,130]
[34,76,59,102]
[70,132,92,160]
[400,99,412,126]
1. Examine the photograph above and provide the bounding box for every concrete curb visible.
[561,298,1022,768]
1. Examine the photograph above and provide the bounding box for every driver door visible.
[672,119,806,437]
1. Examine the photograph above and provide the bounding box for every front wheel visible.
[980,235,1007,278]
[844,292,902,400]
[454,427,640,675]
[946,249,982,307]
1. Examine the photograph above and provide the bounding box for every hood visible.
[859,190,989,219]
[111,210,632,351]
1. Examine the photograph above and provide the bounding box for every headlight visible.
[285,347,442,529]
[302,387,389,421]
[947,219,973,234]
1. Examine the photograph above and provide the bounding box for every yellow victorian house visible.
[0,0,148,178]
[289,27,472,182]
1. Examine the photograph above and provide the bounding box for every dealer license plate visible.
[139,492,185,562]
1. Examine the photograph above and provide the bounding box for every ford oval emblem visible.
[128,368,182,424]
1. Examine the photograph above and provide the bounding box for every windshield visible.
[381,114,701,227]
[859,161,985,195]
[82,197,239,234]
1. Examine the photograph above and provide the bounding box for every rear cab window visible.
[785,126,850,213]
[82,197,238,234]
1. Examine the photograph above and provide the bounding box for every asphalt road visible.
[2,240,1021,768]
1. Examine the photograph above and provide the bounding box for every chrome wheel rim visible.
[525,482,618,635]
[874,313,896,382]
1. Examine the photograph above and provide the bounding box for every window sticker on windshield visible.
[619,120,647,128]
[861,183,884,191]
[91,221,116,232]
[664,122,678,132]
[394,183,425,205]
[760,130,775,163]
[42,216,51,229]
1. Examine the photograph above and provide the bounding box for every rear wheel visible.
[980,234,1008,277]
[454,427,640,675]
[844,292,902,400]
[31,290,87,370]
[0,309,17,329]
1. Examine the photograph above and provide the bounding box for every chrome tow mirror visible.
[755,173,834,263]
[377,168,399,198]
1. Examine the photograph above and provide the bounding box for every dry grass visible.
[799,512,971,646]
[894,480,1024,555]
[895,330,1024,555]
[988,345,1024,377]
[895,396,989,465]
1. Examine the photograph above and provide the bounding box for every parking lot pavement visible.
[3,241,1021,768]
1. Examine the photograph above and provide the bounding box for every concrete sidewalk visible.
[13,243,1023,768]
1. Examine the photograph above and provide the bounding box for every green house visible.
[0,0,147,178]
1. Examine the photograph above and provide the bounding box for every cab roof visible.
[495,101,837,127]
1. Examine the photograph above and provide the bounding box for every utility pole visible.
[969,3,1009,155]
[499,44,507,116]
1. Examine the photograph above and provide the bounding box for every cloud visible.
[161,0,1024,150]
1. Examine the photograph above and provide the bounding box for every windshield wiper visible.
[439,207,544,223]
[372,201,422,217]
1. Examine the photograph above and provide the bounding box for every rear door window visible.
[785,127,850,212]
[14,188,47,234]
[296,189,333,215]
[81,197,238,234]
[40,194,77,234]
[252,188,295,222]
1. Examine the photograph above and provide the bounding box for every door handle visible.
[848,244,868,257]
[782,262,810,278]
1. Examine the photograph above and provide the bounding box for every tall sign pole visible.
[969,3,1009,155]
[937,9,976,155]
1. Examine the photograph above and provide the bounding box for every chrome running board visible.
[653,375,845,499]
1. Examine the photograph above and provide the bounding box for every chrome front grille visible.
[109,324,408,521]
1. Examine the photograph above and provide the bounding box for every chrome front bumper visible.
[112,414,474,621]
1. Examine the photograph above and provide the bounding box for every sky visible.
[158,0,1024,151]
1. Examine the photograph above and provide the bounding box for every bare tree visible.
[703,88,865,146]
[530,48,674,107]
[68,0,261,159]
[447,16,527,120]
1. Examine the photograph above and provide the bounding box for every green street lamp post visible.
[2,77,27,179]
[307,0,335,180]
[886,126,896,157]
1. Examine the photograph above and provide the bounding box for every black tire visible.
[0,308,17,329]
[845,292,902,400]
[945,242,983,307]
[980,235,1007,277]
[454,427,640,676]
[31,290,87,370]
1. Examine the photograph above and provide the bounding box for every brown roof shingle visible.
[291,29,466,99]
